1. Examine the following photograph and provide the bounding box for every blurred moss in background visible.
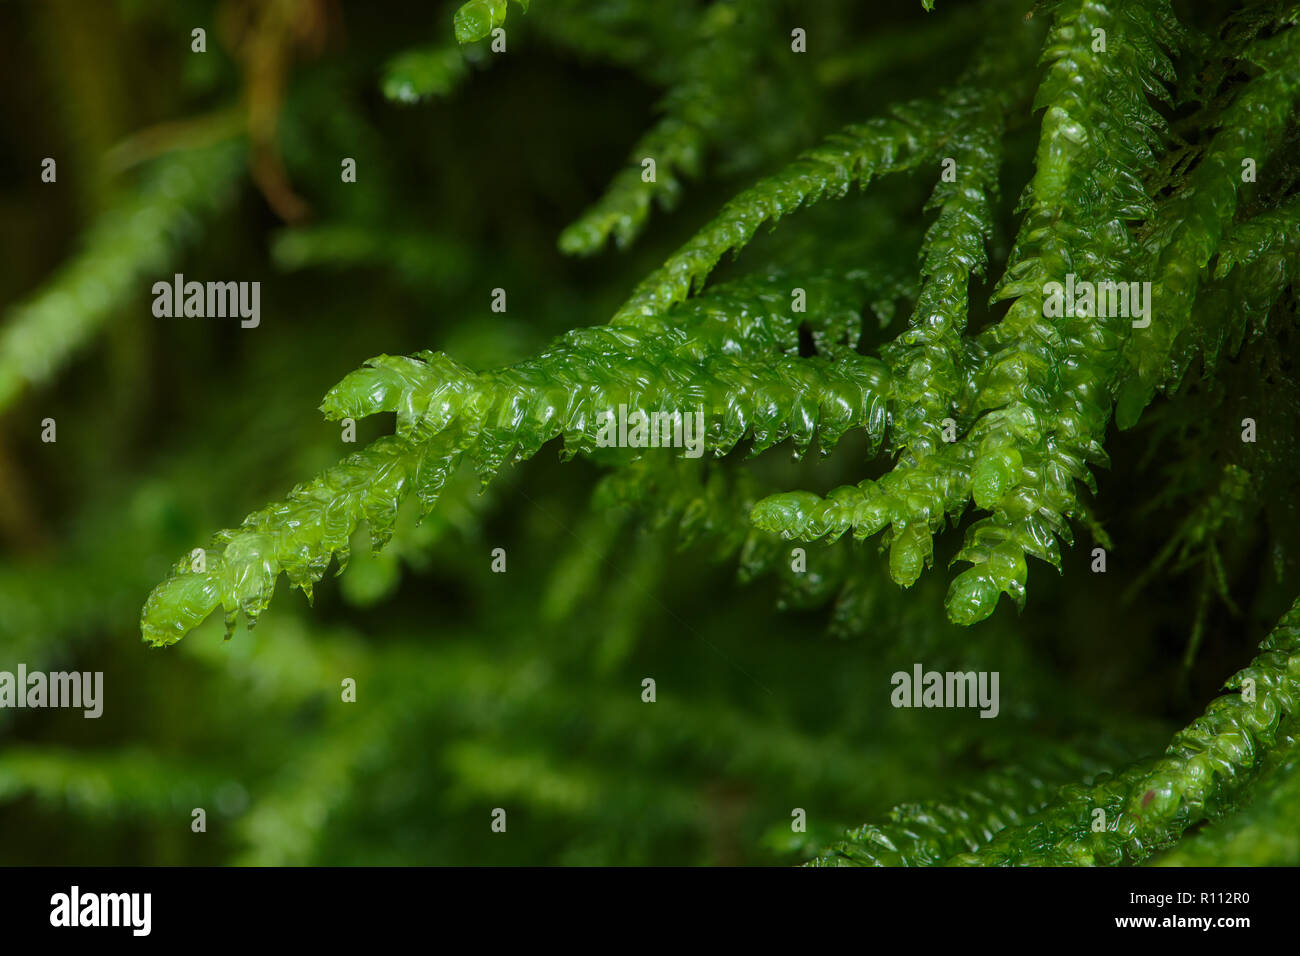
[0,0,1294,865]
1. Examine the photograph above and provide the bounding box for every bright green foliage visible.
[454,0,530,44]
[880,94,1002,465]
[952,596,1300,865]
[753,0,1184,625]
[559,1,779,255]
[1154,729,1300,866]
[5,0,1300,868]
[608,101,950,327]
[140,266,896,645]
[816,594,1300,865]
[1116,24,1300,426]
[127,0,1300,867]
[810,748,1117,866]
[558,116,699,256]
